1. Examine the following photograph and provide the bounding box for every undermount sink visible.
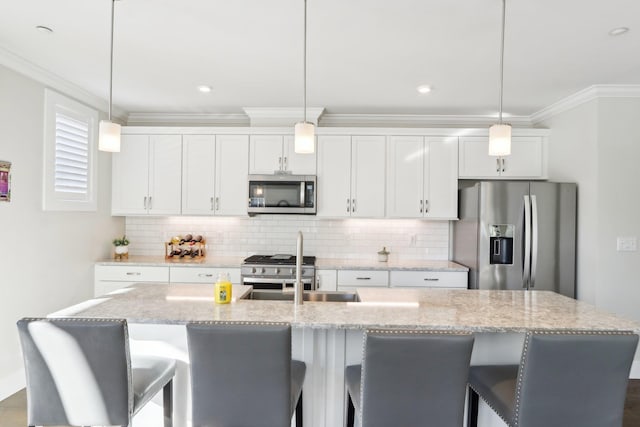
[245,290,359,303]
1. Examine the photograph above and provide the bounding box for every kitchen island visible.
[50,284,640,427]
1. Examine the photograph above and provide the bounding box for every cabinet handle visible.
[420,199,423,213]
[501,158,506,173]
[198,273,214,278]
[126,272,141,276]
[424,200,429,213]
[423,278,439,281]
[215,197,220,211]
[283,156,288,170]
[352,199,356,213]
[210,197,214,211]
[496,158,500,172]
[347,198,351,213]
[356,277,371,280]
[278,157,282,170]
[144,196,147,209]
[148,196,152,210]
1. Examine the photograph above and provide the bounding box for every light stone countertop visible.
[56,283,640,333]
[95,256,468,272]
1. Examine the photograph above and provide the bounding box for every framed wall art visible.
[0,161,11,202]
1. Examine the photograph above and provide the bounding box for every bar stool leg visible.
[346,394,355,427]
[467,386,479,427]
[164,379,173,427]
[296,391,303,427]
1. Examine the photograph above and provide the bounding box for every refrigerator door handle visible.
[523,195,531,288]
[530,195,539,288]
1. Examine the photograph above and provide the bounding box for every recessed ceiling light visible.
[197,85,212,93]
[35,25,53,34]
[609,27,629,36]
[416,85,432,94]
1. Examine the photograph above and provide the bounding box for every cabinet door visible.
[317,135,352,217]
[351,136,386,217]
[316,269,337,291]
[501,137,544,178]
[215,135,249,216]
[148,135,182,215]
[112,134,149,215]
[425,137,458,219]
[283,135,317,174]
[249,135,283,174]
[386,136,424,218]
[182,135,216,215]
[458,137,500,178]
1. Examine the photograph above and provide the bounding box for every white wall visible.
[0,65,124,399]
[542,97,640,323]
[125,216,450,261]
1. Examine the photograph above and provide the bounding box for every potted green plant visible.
[113,235,130,256]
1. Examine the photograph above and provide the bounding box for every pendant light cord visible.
[498,0,506,124]
[303,0,308,123]
[108,0,116,121]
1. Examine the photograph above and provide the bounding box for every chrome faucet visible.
[294,231,304,305]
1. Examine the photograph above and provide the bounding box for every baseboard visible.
[0,368,24,401]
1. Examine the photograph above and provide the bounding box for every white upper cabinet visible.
[181,134,248,216]
[317,135,385,218]
[459,136,546,179]
[112,134,182,215]
[387,136,458,219]
[215,135,249,216]
[182,135,216,215]
[249,135,316,175]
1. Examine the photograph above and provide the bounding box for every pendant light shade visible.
[294,122,315,153]
[99,0,120,152]
[489,0,510,157]
[294,0,315,154]
[488,123,511,156]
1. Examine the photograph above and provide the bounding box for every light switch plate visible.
[616,237,637,252]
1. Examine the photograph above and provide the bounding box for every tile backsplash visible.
[125,216,450,262]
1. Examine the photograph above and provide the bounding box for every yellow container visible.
[214,273,232,304]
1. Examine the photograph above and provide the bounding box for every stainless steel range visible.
[241,254,316,291]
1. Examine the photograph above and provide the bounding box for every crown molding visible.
[0,45,127,122]
[242,107,325,126]
[319,113,533,128]
[126,112,249,126]
[531,84,640,124]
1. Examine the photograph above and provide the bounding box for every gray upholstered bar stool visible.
[186,321,306,427]
[467,330,639,427]
[17,317,176,427]
[345,329,475,427]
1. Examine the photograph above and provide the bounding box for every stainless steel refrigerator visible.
[452,181,576,298]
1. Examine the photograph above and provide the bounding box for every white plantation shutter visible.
[43,89,98,211]
[55,113,90,195]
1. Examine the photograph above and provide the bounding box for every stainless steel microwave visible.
[248,174,316,215]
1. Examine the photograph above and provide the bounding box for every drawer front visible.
[338,270,389,287]
[95,265,169,282]
[170,267,241,284]
[389,271,468,288]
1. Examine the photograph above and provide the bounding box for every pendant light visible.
[98,0,121,152]
[294,0,315,154]
[488,0,511,156]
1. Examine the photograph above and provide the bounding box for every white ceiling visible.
[1,0,639,119]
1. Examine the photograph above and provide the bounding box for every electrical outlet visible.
[616,237,637,252]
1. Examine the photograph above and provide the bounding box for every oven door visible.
[242,276,315,291]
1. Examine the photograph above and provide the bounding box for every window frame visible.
[43,89,99,212]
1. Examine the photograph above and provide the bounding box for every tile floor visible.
[1,382,639,426]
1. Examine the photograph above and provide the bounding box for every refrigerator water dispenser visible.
[489,224,514,265]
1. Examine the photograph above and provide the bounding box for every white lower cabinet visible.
[169,267,241,284]
[316,269,337,291]
[389,270,468,289]
[94,265,170,297]
[337,270,389,292]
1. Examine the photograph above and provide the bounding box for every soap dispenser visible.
[214,273,232,304]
